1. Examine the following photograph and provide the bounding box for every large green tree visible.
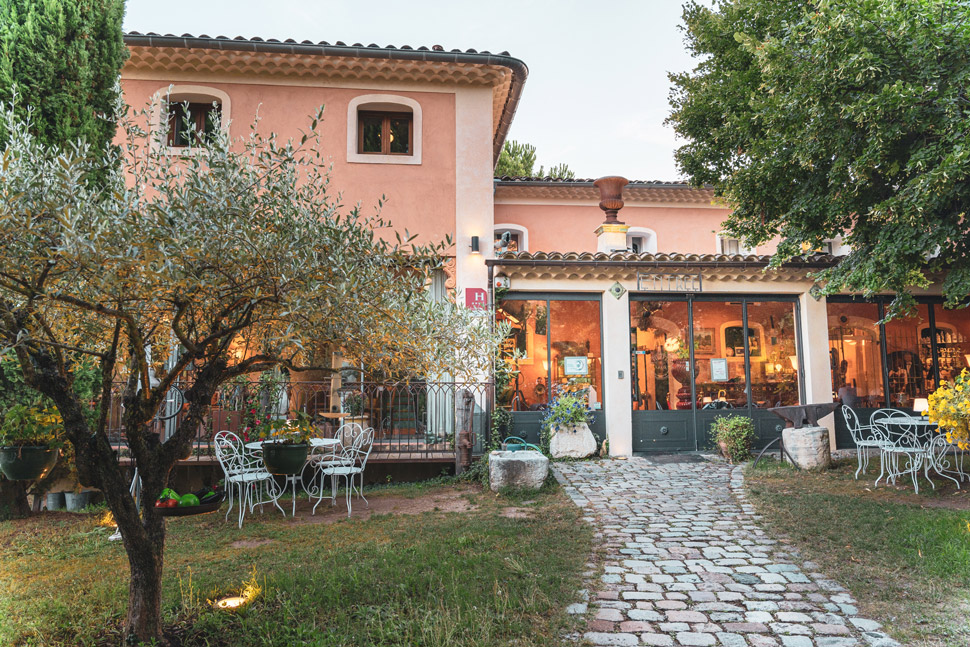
[668,0,970,316]
[0,104,501,643]
[0,0,127,157]
[495,139,575,179]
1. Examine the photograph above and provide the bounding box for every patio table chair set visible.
[842,405,966,494]
[214,422,374,527]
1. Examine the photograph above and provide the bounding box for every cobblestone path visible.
[554,458,899,647]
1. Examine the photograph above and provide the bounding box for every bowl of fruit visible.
[154,486,224,517]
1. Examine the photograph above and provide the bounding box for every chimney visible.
[593,176,630,253]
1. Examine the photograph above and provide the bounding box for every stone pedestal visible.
[549,423,598,459]
[782,425,831,469]
[489,450,549,491]
[595,223,630,253]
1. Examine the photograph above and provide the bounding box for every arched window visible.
[153,86,230,152]
[347,94,422,165]
[494,224,528,253]
[626,227,657,254]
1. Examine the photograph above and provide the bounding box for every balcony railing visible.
[105,379,493,466]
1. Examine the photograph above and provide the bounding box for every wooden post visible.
[455,388,475,475]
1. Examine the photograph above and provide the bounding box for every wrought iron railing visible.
[105,379,493,465]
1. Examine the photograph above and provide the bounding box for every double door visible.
[630,295,804,452]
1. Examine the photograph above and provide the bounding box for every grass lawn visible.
[0,479,591,646]
[746,456,970,647]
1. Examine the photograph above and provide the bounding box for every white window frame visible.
[494,224,528,253]
[716,232,756,255]
[347,94,422,165]
[626,227,657,254]
[151,85,231,155]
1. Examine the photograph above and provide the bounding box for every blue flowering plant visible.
[540,391,595,436]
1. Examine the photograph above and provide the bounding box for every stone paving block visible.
[628,609,664,622]
[779,637,813,647]
[582,632,639,646]
[677,632,717,646]
[642,634,675,646]
[667,610,709,623]
[816,638,860,647]
[716,632,748,647]
[566,602,587,614]
[596,608,624,622]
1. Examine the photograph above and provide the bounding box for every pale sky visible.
[124,0,699,181]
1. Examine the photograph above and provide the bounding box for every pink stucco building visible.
[122,33,966,456]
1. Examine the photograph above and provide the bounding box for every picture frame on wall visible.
[693,328,715,354]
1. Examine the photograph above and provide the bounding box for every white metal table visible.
[881,416,962,491]
[245,438,341,516]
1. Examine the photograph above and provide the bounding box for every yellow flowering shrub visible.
[927,369,970,450]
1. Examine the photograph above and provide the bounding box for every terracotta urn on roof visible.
[593,176,629,224]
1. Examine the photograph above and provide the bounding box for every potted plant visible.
[711,415,755,463]
[0,404,63,481]
[541,391,597,459]
[255,411,315,475]
[341,391,368,429]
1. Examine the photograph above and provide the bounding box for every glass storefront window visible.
[630,301,690,410]
[692,301,746,408]
[883,304,933,407]
[929,306,970,384]
[549,300,603,409]
[497,296,602,411]
[496,299,549,409]
[827,301,885,407]
[747,301,801,407]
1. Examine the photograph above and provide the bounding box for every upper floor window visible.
[494,225,528,253]
[347,95,423,165]
[167,101,221,148]
[626,228,657,254]
[152,86,231,154]
[358,111,412,155]
[718,234,755,255]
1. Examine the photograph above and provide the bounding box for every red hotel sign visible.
[465,288,488,310]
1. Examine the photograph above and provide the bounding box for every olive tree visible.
[0,103,499,643]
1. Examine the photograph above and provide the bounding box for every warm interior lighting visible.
[788,355,799,371]
[702,397,712,404]
[964,354,970,367]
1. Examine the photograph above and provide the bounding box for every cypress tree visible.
[0,0,128,168]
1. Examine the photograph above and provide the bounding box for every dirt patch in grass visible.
[229,538,276,548]
[499,507,533,519]
[294,486,476,524]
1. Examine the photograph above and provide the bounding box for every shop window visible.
[358,111,412,155]
[167,101,221,148]
[630,301,690,411]
[496,297,602,411]
[745,301,801,407]
[883,304,934,407]
[827,302,885,408]
[347,95,422,165]
[494,225,527,253]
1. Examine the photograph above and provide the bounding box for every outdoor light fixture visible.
[470,236,480,253]
[214,595,248,611]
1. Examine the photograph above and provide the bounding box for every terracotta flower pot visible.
[717,440,731,461]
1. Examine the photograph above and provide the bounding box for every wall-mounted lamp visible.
[470,236,480,254]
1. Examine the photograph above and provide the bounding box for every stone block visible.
[782,426,831,470]
[488,450,548,491]
[549,423,598,459]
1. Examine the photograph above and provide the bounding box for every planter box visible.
[549,423,597,459]
[46,491,66,511]
[0,446,58,480]
[65,490,92,512]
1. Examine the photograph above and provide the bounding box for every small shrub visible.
[711,415,755,463]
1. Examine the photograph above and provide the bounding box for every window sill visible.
[347,151,421,165]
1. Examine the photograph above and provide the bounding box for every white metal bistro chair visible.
[871,411,925,493]
[841,405,889,480]
[311,426,374,517]
[214,431,280,528]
